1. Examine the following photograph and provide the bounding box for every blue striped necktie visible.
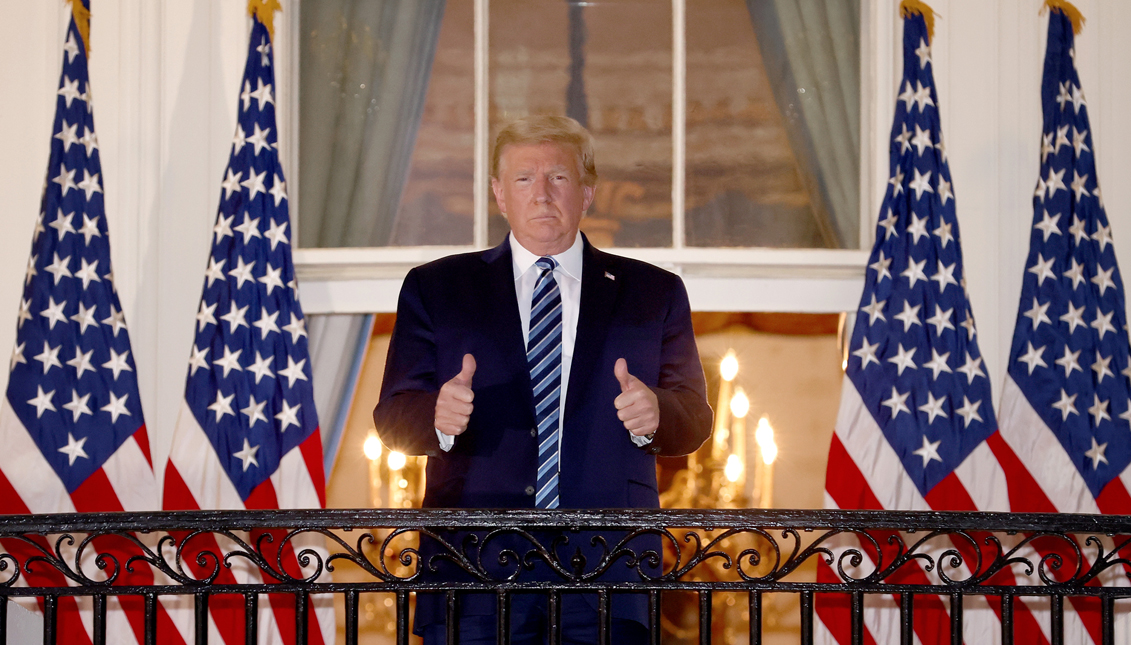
[529,257,562,509]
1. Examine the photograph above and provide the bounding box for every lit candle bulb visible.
[755,417,777,508]
[724,454,743,483]
[713,351,739,461]
[364,433,383,507]
[729,388,749,497]
[363,435,383,461]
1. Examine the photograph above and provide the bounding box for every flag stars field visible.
[163,24,327,610]
[835,4,998,506]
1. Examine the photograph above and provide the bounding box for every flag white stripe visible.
[167,401,245,510]
[834,381,930,511]
[101,436,158,512]
[271,444,322,509]
[0,402,76,513]
[952,441,1011,512]
[998,376,1100,514]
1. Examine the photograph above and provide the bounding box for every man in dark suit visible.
[373,115,713,644]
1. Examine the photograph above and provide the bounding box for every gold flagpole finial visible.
[1043,0,1085,35]
[67,0,92,56]
[899,0,936,42]
[248,0,283,42]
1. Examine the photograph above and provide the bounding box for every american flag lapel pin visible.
[605,271,615,281]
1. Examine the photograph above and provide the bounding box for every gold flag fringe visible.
[248,0,282,42]
[67,0,91,56]
[1043,0,1085,35]
[899,0,936,42]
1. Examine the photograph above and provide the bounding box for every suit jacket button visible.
[530,428,537,437]
[525,486,535,496]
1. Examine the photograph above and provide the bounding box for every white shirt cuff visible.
[436,429,455,452]
[630,432,654,447]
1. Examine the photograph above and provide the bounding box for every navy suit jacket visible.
[373,235,713,626]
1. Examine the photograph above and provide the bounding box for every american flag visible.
[0,2,188,643]
[161,7,334,645]
[996,3,1131,642]
[816,4,1048,643]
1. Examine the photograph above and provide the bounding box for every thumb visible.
[614,358,632,392]
[455,353,476,386]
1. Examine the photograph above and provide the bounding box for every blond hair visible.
[490,115,598,186]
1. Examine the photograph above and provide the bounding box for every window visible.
[286,0,878,315]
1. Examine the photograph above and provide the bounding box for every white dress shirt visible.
[438,233,648,451]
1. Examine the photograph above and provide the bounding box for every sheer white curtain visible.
[299,0,446,248]
[746,0,860,248]
[300,1,445,478]
[308,314,374,476]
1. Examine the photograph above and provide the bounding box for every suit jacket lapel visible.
[481,240,535,414]
[564,236,620,423]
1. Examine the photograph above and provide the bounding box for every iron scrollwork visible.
[0,509,1128,596]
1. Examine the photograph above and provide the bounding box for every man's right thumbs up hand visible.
[436,353,476,436]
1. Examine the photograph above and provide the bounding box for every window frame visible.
[281,0,897,315]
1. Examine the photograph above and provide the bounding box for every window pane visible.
[298,0,473,248]
[685,0,860,249]
[489,0,673,248]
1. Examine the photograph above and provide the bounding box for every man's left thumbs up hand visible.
[613,358,659,437]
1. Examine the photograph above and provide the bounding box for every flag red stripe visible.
[299,429,326,508]
[71,467,125,513]
[164,463,245,645]
[0,464,191,645]
[244,478,328,645]
[824,439,958,644]
[989,432,1105,642]
[132,426,153,469]
[815,559,877,645]
[825,434,885,511]
[828,434,1050,645]
[161,461,200,512]
[986,432,1058,514]
[1096,478,1131,515]
[926,473,1051,645]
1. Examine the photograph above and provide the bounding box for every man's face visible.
[491,142,595,257]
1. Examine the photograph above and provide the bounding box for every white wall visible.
[1,0,1131,491]
[922,0,1131,410]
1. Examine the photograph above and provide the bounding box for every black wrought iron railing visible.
[0,509,1129,644]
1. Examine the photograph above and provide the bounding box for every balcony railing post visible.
[548,590,562,645]
[698,590,711,645]
[748,591,761,645]
[91,593,105,645]
[800,590,814,645]
[445,590,457,645]
[1102,595,1114,645]
[1000,593,1013,645]
[1050,594,1064,645]
[496,590,509,645]
[900,592,914,645]
[244,592,258,645]
[396,591,409,645]
[648,590,660,645]
[144,593,157,645]
[599,589,611,645]
[343,590,358,645]
[42,594,56,645]
[294,590,308,645]
[850,591,864,645]
[194,591,209,645]
[949,592,962,645]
